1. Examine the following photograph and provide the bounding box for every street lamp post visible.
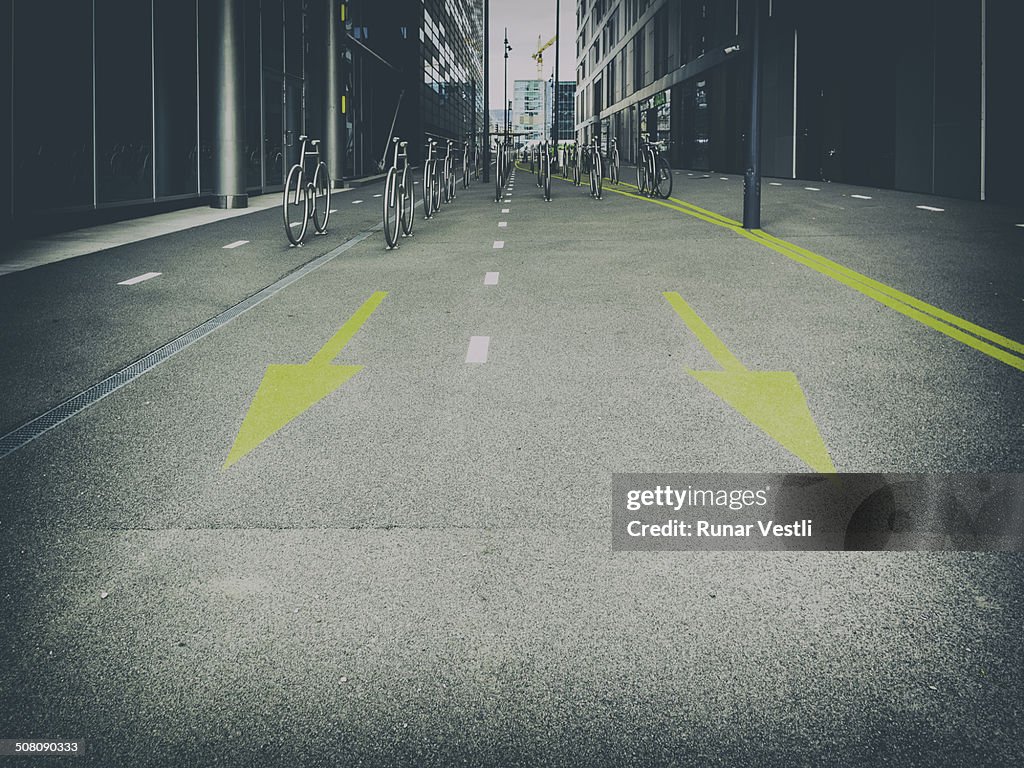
[503,30,511,145]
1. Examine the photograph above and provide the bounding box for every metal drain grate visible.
[0,226,379,459]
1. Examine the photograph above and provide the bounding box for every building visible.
[575,0,1023,202]
[514,80,547,143]
[548,80,577,141]
[1,0,484,234]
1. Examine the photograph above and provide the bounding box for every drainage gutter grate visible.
[0,226,379,459]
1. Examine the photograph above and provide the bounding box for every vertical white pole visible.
[980,0,986,201]
[792,28,798,179]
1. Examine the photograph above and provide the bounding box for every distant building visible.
[575,0,1023,202]
[513,80,547,143]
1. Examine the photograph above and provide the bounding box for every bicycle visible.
[540,140,552,201]
[283,135,331,246]
[441,139,457,204]
[588,136,603,199]
[607,137,620,185]
[422,139,442,219]
[382,137,415,249]
[462,140,472,189]
[638,133,673,199]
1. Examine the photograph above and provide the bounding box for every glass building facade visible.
[574,0,1024,202]
[1,0,485,233]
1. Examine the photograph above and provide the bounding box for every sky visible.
[486,0,576,110]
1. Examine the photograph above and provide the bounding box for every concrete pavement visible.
[0,165,1021,766]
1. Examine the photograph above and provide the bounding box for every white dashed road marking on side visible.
[493,241,504,249]
[373,194,382,198]
[804,187,821,191]
[498,221,507,228]
[118,272,161,286]
[353,200,364,204]
[768,182,782,186]
[850,194,873,200]
[720,177,729,180]
[484,272,499,285]
[1016,224,1024,228]
[223,240,249,249]
[329,209,337,213]
[466,336,490,363]
[917,205,945,212]
[501,208,510,213]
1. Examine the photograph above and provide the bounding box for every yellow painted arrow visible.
[663,291,836,473]
[224,291,387,469]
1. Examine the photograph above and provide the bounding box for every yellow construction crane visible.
[531,34,557,79]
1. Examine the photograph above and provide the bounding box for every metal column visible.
[210,0,247,208]
[742,0,763,229]
[325,0,345,188]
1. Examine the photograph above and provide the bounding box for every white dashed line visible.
[493,240,504,249]
[501,208,510,213]
[768,182,782,186]
[352,200,364,204]
[289,222,301,228]
[329,209,337,213]
[373,194,382,198]
[804,187,821,191]
[1016,224,1024,228]
[917,205,944,212]
[118,272,161,286]
[484,272,500,285]
[223,240,249,249]
[498,221,507,228]
[850,194,873,200]
[720,177,729,180]
[465,336,490,363]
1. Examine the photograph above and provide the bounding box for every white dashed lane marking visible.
[850,194,873,200]
[498,221,507,228]
[118,272,161,286]
[484,272,499,285]
[501,208,510,213]
[223,240,248,249]
[465,336,490,364]
[917,205,945,212]
[804,187,821,191]
[493,241,504,249]
[353,200,364,204]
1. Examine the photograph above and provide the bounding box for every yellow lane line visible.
[602,184,1024,372]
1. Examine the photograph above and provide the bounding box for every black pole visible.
[742,0,762,229]
[483,0,490,182]
[503,28,509,145]
[553,0,560,144]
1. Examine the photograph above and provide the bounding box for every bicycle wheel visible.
[283,164,308,246]
[383,167,400,249]
[611,150,619,184]
[594,153,603,199]
[462,154,469,189]
[400,167,415,237]
[655,156,672,198]
[431,165,442,213]
[447,160,456,201]
[636,157,647,196]
[423,163,434,219]
[543,154,551,201]
[311,162,331,234]
[495,156,502,201]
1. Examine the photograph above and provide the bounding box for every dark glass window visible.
[95,0,154,203]
[154,0,198,197]
[13,0,93,210]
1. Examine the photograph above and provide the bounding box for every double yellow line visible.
[601,180,1024,372]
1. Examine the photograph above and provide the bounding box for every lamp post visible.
[503,30,511,144]
[553,0,560,145]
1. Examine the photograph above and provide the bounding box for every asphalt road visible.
[0,165,1021,767]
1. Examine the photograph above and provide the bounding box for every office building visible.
[575,0,1023,201]
[1,0,485,233]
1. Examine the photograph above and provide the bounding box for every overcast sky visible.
[486,0,576,109]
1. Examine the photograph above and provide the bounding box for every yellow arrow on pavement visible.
[664,291,836,473]
[224,291,387,469]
